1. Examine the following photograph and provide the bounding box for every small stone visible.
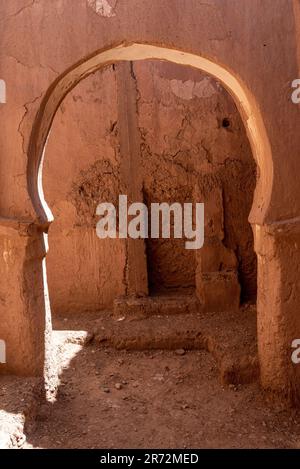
[115,383,122,390]
[153,374,164,382]
[175,349,186,356]
[103,388,110,393]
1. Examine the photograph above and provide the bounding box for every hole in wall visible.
[222,117,231,128]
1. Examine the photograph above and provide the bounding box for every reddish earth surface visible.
[26,351,300,449]
[1,306,300,449]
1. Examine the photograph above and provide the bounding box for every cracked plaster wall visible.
[43,60,256,314]
[1,0,299,396]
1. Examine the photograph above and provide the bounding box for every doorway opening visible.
[42,59,257,316]
[26,43,272,408]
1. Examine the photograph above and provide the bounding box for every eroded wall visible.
[43,60,256,314]
[0,0,299,397]
[43,66,126,314]
[135,61,256,299]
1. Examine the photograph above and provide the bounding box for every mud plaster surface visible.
[43,60,256,314]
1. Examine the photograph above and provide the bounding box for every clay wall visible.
[43,60,256,313]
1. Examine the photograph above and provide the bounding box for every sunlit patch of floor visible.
[47,330,91,402]
[0,376,39,448]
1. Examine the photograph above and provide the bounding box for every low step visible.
[92,305,259,386]
[113,294,200,319]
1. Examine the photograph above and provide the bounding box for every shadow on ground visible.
[15,307,300,449]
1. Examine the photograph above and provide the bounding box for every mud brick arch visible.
[26,43,273,227]
[0,0,300,404]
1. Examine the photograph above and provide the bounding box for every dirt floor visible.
[2,305,300,449]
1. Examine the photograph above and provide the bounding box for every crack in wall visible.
[2,54,59,75]
[0,0,37,24]
[18,92,43,155]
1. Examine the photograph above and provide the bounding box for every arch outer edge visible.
[26,42,273,229]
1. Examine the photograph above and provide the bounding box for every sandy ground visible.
[1,307,300,449]
[25,345,300,449]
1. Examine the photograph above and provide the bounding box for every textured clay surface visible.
[44,61,256,313]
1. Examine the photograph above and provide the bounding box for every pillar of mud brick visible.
[0,219,51,376]
[195,183,240,312]
[116,62,148,297]
[254,221,300,404]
